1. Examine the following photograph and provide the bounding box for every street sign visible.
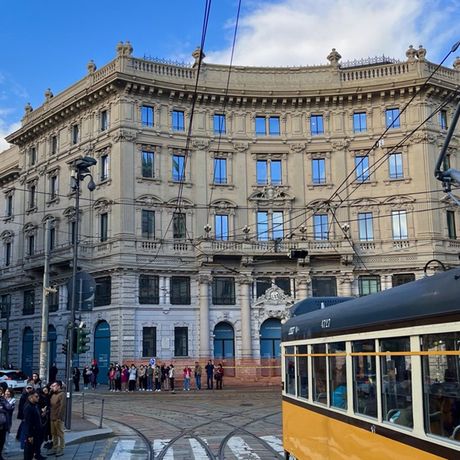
[67,271,96,311]
[149,358,156,366]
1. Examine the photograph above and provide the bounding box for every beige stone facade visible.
[0,43,459,381]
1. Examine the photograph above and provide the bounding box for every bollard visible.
[99,398,105,429]
[82,392,85,419]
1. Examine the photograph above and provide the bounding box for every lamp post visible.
[65,156,96,430]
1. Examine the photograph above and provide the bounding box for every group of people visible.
[0,371,66,460]
[72,360,99,391]
[104,360,225,393]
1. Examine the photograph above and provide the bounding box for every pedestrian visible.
[146,364,153,391]
[121,365,129,392]
[0,388,12,460]
[205,360,214,390]
[161,364,169,391]
[215,363,224,390]
[128,364,137,392]
[49,380,66,457]
[29,372,42,391]
[154,364,161,392]
[169,364,175,394]
[4,387,15,434]
[38,386,52,451]
[90,360,99,390]
[83,366,91,390]
[16,384,34,442]
[23,390,44,460]
[73,367,81,392]
[183,366,191,391]
[49,363,58,384]
[138,365,146,391]
[194,361,202,390]
[115,365,122,392]
[108,365,116,392]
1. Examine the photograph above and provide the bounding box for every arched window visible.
[260,318,281,359]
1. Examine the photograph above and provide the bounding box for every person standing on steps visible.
[205,360,214,390]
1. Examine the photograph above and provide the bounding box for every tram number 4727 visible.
[320,318,331,328]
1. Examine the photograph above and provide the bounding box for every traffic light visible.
[62,342,68,355]
[77,326,90,354]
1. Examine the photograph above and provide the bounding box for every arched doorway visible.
[22,327,34,378]
[213,322,235,377]
[259,318,281,377]
[48,325,57,371]
[94,321,110,384]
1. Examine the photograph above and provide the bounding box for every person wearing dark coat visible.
[0,389,12,460]
[16,384,33,441]
[22,391,45,460]
[49,363,58,383]
[73,367,81,392]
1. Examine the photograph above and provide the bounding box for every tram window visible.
[285,346,296,395]
[353,340,377,418]
[380,337,413,428]
[421,332,460,440]
[329,342,347,410]
[312,344,327,404]
[296,345,308,399]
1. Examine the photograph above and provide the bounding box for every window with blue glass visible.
[255,116,266,135]
[172,154,185,181]
[141,106,154,127]
[358,212,374,241]
[257,211,269,240]
[172,110,185,131]
[312,158,326,184]
[355,156,370,182]
[358,276,381,296]
[389,153,403,179]
[256,211,284,241]
[142,151,155,178]
[213,158,227,184]
[353,112,367,133]
[213,114,226,134]
[440,110,448,130]
[385,108,400,128]
[313,214,328,240]
[257,161,268,184]
[392,210,408,240]
[141,210,155,239]
[212,277,235,305]
[272,211,284,239]
[215,214,228,240]
[173,213,186,239]
[310,115,324,135]
[268,116,280,135]
[257,160,282,185]
[255,116,280,136]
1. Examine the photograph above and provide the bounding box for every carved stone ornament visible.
[87,60,97,74]
[253,283,294,309]
[331,139,350,150]
[112,129,137,143]
[93,199,113,214]
[249,186,294,203]
[406,45,417,63]
[327,48,342,67]
[23,223,37,237]
[232,142,249,152]
[453,56,460,71]
[0,230,13,243]
[192,139,210,150]
[408,132,436,145]
[417,45,427,62]
[63,207,77,221]
[37,165,47,176]
[289,143,306,153]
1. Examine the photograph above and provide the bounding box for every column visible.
[198,275,211,358]
[296,272,311,300]
[164,277,170,304]
[339,273,354,297]
[239,278,252,358]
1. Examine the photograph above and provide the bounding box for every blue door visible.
[259,318,281,358]
[48,325,57,370]
[214,322,235,377]
[22,327,34,379]
[94,321,110,384]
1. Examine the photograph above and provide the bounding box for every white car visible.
[0,370,29,391]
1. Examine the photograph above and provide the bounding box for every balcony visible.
[23,242,74,272]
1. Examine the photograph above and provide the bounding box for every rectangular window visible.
[358,212,374,241]
[212,277,235,305]
[256,278,271,298]
[29,147,36,166]
[139,275,160,304]
[392,273,415,287]
[173,213,186,239]
[380,337,412,428]
[257,211,268,240]
[49,227,56,251]
[255,116,280,136]
[50,135,58,155]
[170,277,191,305]
[213,114,226,134]
[285,345,296,395]
[141,106,154,127]
[172,154,185,181]
[329,342,347,410]
[268,116,280,135]
[141,151,155,178]
[141,210,155,239]
[275,277,292,296]
[215,214,228,240]
[386,108,400,129]
[23,290,35,315]
[257,159,282,185]
[440,109,448,130]
[6,195,13,217]
[4,243,11,267]
[257,160,268,185]
[353,112,367,133]
[272,211,284,239]
[296,344,308,399]
[310,114,324,135]
[312,343,327,403]
[392,210,408,240]
[355,155,370,182]
[48,289,59,312]
[142,327,157,357]
[174,327,188,356]
[95,276,111,307]
[213,158,227,184]
[312,277,337,297]
[358,275,381,296]
[255,116,266,135]
[1,294,11,319]
[172,110,185,131]
[70,221,76,245]
[271,160,282,185]
[312,158,326,185]
[389,153,403,179]
[49,176,58,200]
[28,185,36,209]
[421,332,460,439]
[28,235,35,256]
[100,155,109,181]
[101,110,108,131]
[353,340,377,418]
[100,213,108,242]
[313,214,328,240]
[447,210,457,239]
[72,124,79,144]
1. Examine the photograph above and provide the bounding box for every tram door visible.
[94,321,110,384]
[213,322,235,377]
[260,318,281,377]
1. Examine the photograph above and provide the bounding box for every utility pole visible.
[39,218,54,383]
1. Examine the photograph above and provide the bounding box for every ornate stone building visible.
[0,43,459,381]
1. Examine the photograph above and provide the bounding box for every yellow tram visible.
[281,268,460,459]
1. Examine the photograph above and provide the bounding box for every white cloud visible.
[207,0,456,66]
[0,114,20,153]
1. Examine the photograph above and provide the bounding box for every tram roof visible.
[282,267,460,341]
[290,296,354,317]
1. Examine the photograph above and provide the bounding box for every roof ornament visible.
[453,56,460,70]
[327,48,341,67]
[116,41,133,57]
[192,46,205,67]
[417,45,427,62]
[24,102,33,115]
[87,60,97,74]
[44,88,53,102]
[405,45,417,63]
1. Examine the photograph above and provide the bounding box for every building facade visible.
[0,43,459,382]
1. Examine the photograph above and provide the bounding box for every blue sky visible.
[1,0,459,151]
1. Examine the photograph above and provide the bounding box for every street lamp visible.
[65,156,96,430]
